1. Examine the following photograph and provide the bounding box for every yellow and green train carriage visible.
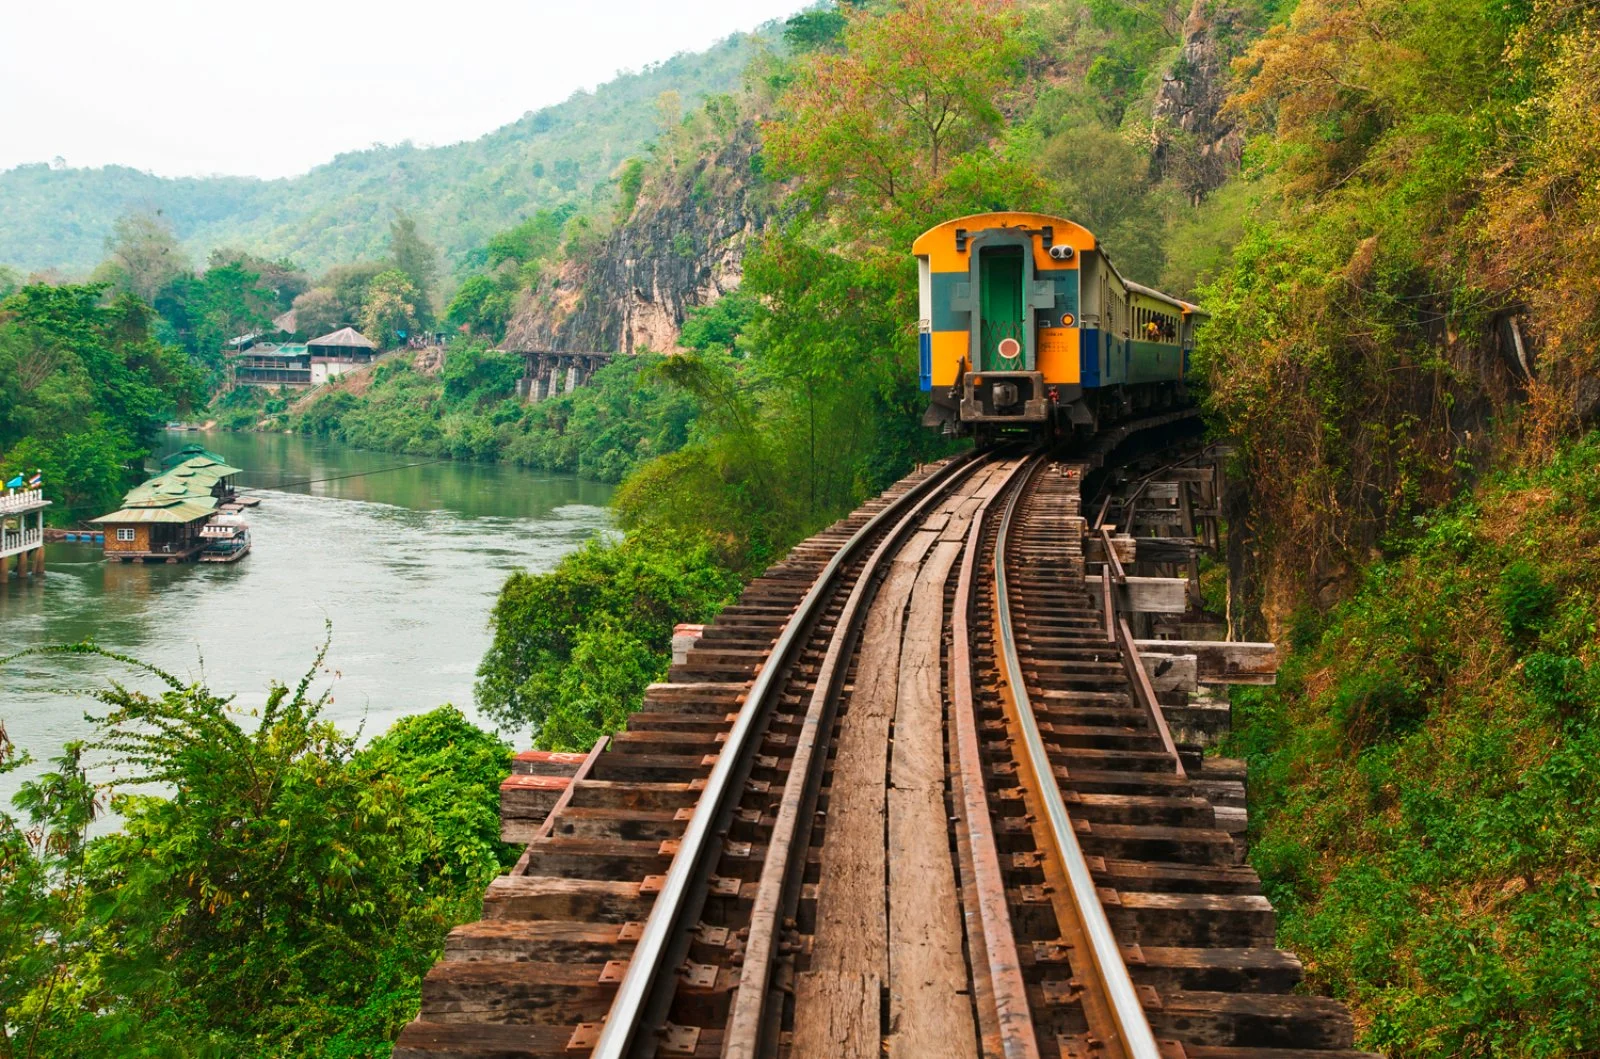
[913,211,1202,439]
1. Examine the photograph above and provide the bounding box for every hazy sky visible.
[1,0,805,180]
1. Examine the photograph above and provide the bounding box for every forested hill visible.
[0,30,767,276]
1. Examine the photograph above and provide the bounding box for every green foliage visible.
[0,284,199,521]
[386,212,438,326]
[94,211,191,303]
[441,346,523,408]
[359,269,423,348]
[485,206,576,270]
[476,534,741,746]
[615,158,646,218]
[1228,432,1600,1054]
[0,643,513,1056]
[1495,560,1557,641]
[783,6,851,52]
[445,275,513,337]
[284,347,698,482]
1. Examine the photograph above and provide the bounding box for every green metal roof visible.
[92,497,217,524]
[161,444,228,469]
[120,458,244,505]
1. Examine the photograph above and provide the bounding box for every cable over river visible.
[0,431,613,805]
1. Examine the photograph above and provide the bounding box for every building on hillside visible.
[307,327,377,384]
[231,343,312,388]
[226,314,295,355]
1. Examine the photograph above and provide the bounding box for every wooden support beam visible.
[1135,640,1278,684]
[1140,653,1199,694]
[1085,574,1189,614]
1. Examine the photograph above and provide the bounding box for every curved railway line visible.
[396,425,1377,1059]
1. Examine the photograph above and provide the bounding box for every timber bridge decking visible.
[396,419,1377,1059]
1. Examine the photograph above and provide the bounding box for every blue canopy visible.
[4,475,23,489]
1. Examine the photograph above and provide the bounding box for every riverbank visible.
[212,345,698,485]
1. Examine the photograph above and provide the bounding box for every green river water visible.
[0,431,613,805]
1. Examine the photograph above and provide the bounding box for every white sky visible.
[0,0,805,180]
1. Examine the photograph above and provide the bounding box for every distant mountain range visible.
[0,30,769,276]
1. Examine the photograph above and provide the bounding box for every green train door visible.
[979,246,1026,371]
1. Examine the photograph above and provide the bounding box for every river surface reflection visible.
[0,431,612,804]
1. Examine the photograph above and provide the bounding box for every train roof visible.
[914,212,1204,316]
[912,212,1097,256]
[1123,279,1205,317]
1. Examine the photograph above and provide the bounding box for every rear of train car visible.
[913,212,1203,439]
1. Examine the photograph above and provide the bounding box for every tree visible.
[386,213,438,326]
[289,286,344,339]
[764,0,1029,224]
[0,284,198,520]
[360,269,421,348]
[476,534,740,743]
[181,263,276,380]
[207,249,309,311]
[96,212,191,303]
[445,276,512,338]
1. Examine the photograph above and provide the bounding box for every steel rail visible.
[591,452,981,1059]
[721,450,1003,1059]
[992,456,1163,1059]
[951,455,1041,1059]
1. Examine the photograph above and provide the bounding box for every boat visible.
[199,518,251,563]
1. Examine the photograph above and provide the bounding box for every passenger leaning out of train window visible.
[1144,319,1163,341]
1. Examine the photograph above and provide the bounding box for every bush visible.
[475,532,741,746]
[0,644,513,1057]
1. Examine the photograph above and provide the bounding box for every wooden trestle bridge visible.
[395,414,1376,1059]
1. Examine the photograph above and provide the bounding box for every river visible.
[0,431,613,806]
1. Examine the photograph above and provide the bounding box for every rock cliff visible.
[1150,0,1252,202]
[503,128,770,354]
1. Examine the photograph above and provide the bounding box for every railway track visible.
[396,435,1376,1059]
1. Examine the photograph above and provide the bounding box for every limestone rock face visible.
[504,128,769,354]
[1150,0,1250,203]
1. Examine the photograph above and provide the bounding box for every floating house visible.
[92,496,218,562]
[91,456,247,563]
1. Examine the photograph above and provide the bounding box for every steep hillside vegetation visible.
[1231,435,1600,1054]
[0,32,765,275]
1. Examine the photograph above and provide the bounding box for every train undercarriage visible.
[924,368,1192,446]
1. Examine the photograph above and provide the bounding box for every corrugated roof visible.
[308,326,376,350]
[171,456,243,477]
[120,458,243,506]
[92,498,217,524]
[161,444,228,469]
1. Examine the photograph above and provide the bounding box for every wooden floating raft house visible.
[91,455,251,564]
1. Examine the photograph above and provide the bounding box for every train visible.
[914,211,1202,440]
